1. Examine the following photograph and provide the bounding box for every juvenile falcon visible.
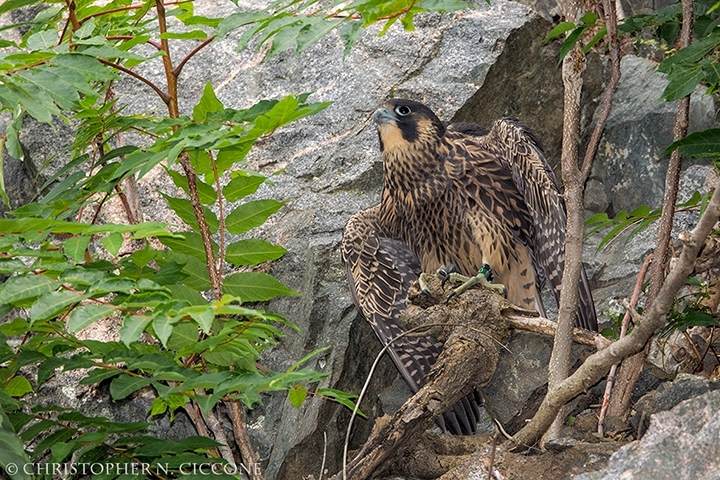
[341,98,597,435]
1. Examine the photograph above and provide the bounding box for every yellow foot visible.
[445,264,507,303]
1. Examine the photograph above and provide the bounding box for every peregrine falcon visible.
[341,99,597,435]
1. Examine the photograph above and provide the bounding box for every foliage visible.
[584,191,711,251]
[548,1,720,167]
[0,0,470,478]
[543,11,606,63]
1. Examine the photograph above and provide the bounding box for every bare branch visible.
[606,0,694,426]
[597,253,652,435]
[505,314,611,348]
[226,400,265,480]
[97,59,171,104]
[174,36,216,77]
[510,183,720,451]
[580,0,622,180]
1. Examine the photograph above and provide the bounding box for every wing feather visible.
[342,205,481,434]
[478,118,597,331]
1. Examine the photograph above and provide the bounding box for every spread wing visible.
[341,204,482,434]
[476,118,597,331]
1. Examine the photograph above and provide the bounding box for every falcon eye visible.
[395,105,411,116]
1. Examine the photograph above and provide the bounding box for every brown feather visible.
[341,99,598,435]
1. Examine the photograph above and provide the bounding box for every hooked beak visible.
[372,107,396,125]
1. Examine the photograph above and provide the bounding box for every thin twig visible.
[320,431,328,480]
[342,322,487,480]
[606,0,695,426]
[597,253,652,435]
[174,36,216,77]
[647,0,694,308]
[210,151,226,279]
[580,0,622,180]
[202,404,238,467]
[97,58,171,104]
[226,400,265,480]
[487,430,498,480]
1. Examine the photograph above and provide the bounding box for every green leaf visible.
[296,18,344,52]
[4,377,33,397]
[217,11,266,37]
[226,238,287,266]
[338,20,363,57]
[120,315,152,346]
[166,168,217,205]
[316,388,365,418]
[167,322,199,352]
[288,385,307,407]
[26,30,58,51]
[109,374,153,400]
[152,315,175,348]
[163,194,219,233]
[584,212,609,225]
[67,304,115,333]
[160,30,208,40]
[629,205,651,217]
[663,128,720,158]
[166,284,207,306]
[0,0,42,15]
[558,25,587,63]
[159,231,218,263]
[583,26,606,53]
[225,199,283,235]
[63,236,91,263]
[222,172,267,202]
[543,21,575,42]
[0,407,31,480]
[78,368,122,385]
[178,371,234,391]
[658,32,720,73]
[579,11,598,26]
[88,278,137,295]
[193,82,224,122]
[661,64,705,101]
[100,232,124,256]
[223,272,298,302]
[704,58,720,85]
[0,275,58,305]
[29,290,82,323]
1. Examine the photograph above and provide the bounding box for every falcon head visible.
[372,99,446,154]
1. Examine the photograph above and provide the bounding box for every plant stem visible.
[511,182,720,450]
[606,0,694,427]
[227,400,265,480]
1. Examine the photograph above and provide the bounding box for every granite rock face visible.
[578,388,720,480]
[586,55,717,216]
[3,1,720,478]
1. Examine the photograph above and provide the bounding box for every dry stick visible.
[152,2,260,472]
[341,317,510,480]
[545,0,622,441]
[580,0,622,179]
[597,253,652,435]
[546,41,586,441]
[320,431,328,480]
[341,323,453,480]
[203,403,238,468]
[184,402,223,459]
[227,400,265,480]
[605,0,694,425]
[510,184,720,451]
[504,314,611,348]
